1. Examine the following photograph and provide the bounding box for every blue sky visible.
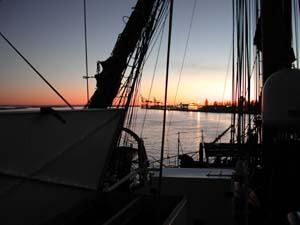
[0,0,232,105]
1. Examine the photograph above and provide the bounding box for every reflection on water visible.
[132,109,232,163]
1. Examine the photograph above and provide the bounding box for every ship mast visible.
[88,0,158,109]
[260,0,294,83]
[258,1,297,223]
[259,0,295,175]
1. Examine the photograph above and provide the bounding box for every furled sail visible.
[88,0,157,108]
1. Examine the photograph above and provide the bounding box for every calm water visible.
[131,108,232,164]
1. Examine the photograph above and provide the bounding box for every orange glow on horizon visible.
[0,90,88,106]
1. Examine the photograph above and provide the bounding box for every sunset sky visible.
[0,0,233,106]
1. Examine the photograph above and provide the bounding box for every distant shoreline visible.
[0,105,260,114]
[141,105,260,114]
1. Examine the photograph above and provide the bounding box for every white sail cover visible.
[0,108,125,189]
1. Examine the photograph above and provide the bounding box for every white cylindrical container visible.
[263,68,300,131]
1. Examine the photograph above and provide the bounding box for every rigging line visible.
[124,25,155,111]
[124,32,154,132]
[255,0,261,104]
[141,1,168,62]
[166,0,197,138]
[248,53,258,80]
[235,0,241,105]
[235,0,239,106]
[115,49,137,107]
[294,0,299,68]
[119,2,168,109]
[215,43,233,139]
[150,150,200,165]
[174,0,197,103]
[83,0,90,102]
[231,0,236,143]
[115,36,145,108]
[114,5,163,108]
[236,0,244,145]
[127,74,143,131]
[298,0,300,68]
[299,0,300,66]
[140,18,166,138]
[145,1,169,61]
[241,0,247,144]
[144,0,166,46]
[0,32,74,109]
[159,0,173,194]
[245,0,251,131]
[295,0,299,68]
[240,0,245,81]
